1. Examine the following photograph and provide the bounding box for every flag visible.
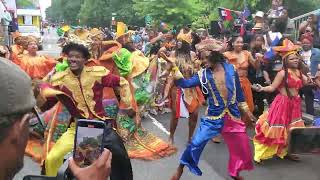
[264,48,276,59]
[242,6,251,19]
[264,36,281,59]
[218,8,237,21]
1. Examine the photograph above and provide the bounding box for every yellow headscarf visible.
[177,29,192,44]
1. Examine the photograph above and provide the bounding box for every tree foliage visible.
[46,0,320,27]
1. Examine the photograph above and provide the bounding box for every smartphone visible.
[288,127,320,155]
[73,120,106,167]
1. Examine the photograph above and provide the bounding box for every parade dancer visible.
[35,43,133,179]
[161,42,255,180]
[11,36,56,80]
[253,39,308,162]
[224,36,262,113]
[166,34,204,144]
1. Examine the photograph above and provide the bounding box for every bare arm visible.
[261,70,285,92]
[263,70,271,85]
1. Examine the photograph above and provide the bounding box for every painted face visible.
[67,50,86,72]
[233,37,244,51]
[286,53,300,69]
[27,41,38,53]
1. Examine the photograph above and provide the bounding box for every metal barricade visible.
[291,9,320,41]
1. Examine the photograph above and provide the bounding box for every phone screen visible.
[74,120,105,167]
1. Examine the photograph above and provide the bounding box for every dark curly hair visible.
[208,51,226,65]
[63,43,91,60]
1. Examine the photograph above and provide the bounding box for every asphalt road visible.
[14,30,320,180]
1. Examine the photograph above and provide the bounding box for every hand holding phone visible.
[69,148,112,180]
[74,120,106,168]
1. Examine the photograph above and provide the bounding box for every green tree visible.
[61,0,84,25]
[133,0,203,26]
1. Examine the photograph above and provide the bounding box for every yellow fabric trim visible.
[206,109,240,121]
[119,77,133,109]
[171,66,184,80]
[50,66,110,119]
[207,74,219,106]
[238,102,249,112]
[130,50,150,78]
[253,139,287,162]
[81,66,110,120]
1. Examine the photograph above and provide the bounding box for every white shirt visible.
[264,31,283,49]
[301,50,312,67]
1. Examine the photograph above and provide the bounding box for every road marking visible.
[147,113,170,135]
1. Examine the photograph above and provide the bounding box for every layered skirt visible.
[253,94,305,162]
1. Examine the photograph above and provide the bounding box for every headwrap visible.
[130,50,149,78]
[116,30,135,45]
[65,33,93,49]
[177,29,192,44]
[99,41,122,61]
[272,39,300,59]
[195,38,225,53]
[74,28,90,41]
[112,48,133,77]
[90,28,104,41]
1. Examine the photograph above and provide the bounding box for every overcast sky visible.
[39,0,51,18]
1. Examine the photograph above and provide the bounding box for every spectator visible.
[299,34,320,115]
[0,58,111,180]
[249,34,267,116]
[252,11,265,34]
[299,14,320,48]
[267,0,285,19]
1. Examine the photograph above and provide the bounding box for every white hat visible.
[254,11,265,18]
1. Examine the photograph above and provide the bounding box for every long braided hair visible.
[175,40,193,75]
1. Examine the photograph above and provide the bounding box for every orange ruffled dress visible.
[224,50,254,112]
[253,72,305,162]
[12,54,56,79]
